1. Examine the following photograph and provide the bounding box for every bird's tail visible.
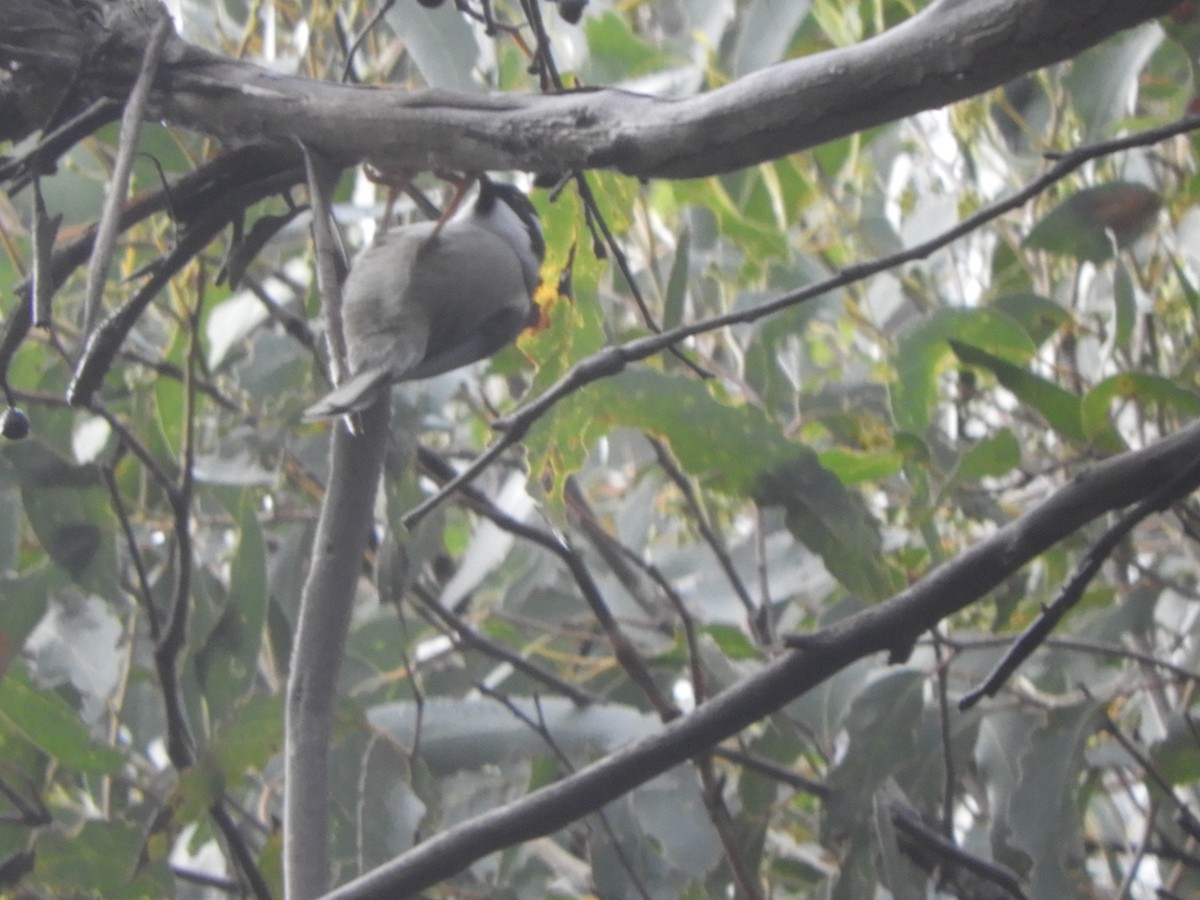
[302,366,393,421]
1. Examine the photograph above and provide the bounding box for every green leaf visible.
[584,12,680,81]
[0,668,123,775]
[823,669,925,836]
[195,491,269,721]
[1171,256,1200,323]
[1151,708,1200,785]
[757,453,894,600]
[989,293,1072,346]
[892,308,1037,433]
[727,0,813,76]
[671,179,790,264]
[212,694,284,786]
[1007,703,1100,898]
[1113,261,1136,348]
[700,624,760,660]
[1080,374,1200,452]
[1064,25,1164,138]
[818,447,905,485]
[383,1,480,91]
[534,370,891,597]
[663,226,690,331]
[35,821,172,898]
[949,340,1085,443]
[1024,183,1161,262]
[958,428,1021,480]
[4,443,118,591]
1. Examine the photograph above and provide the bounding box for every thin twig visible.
[30,178,61,328]
[409,582,600,706]
[341,0,397,83]
[417,446,676,716]
[82,12,173,334]
[155,266,203,771]
[99,458,161,639]
[930,629,955,844]
[574,172,712,379]
[711,745,827,796]
[1099,715,1200,842]
[648,436,763,641]
[960,450,1200,709]
[477,687,655,900]
[301,143,349,385]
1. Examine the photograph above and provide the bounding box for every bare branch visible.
[1,0,1176,178]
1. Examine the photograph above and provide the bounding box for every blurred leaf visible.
[0,667,123,775]
[4,443,117,591]
[957,428,1021,480]
[154,327,187,460]
[949,339,1085,443]
[1170,257,1200,323]
[1064,24,1164,138]
[531,369,892,597]
[356,736,425,868]
[1007,703,1100,898]
[1112,261,1136,349]
[584,12,680,81]
[34,821,172,898]
[1150,708,1200,784]
[0,568,63,678]
[700,624,760,660]
[818,447,905,485]
[671,179,791,263]
[989,293,1072,346]
[757,453,893,601]
[195,491,268,721]
[664,226,690,330]
[892,308,1036,433]
[823,669,924,837]
[1080,373,1200,451]
[210,693,284,783]
[1024,183,1161,262]
[728,0,812,75]
[384,2,480,91]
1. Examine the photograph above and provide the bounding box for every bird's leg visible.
[363,164,413,233]
[429,170,478,239]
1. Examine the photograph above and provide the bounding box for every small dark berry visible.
[1,407,30,440]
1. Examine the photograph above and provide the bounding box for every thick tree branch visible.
[0,0,1176,179]
[323,418,1200,898]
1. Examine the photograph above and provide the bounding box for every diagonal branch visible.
[322,417,1200,899]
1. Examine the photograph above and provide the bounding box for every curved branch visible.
[323,419,1200,898]
[3,0,1176,179]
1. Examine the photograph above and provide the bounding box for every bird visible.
[302,175,544,421]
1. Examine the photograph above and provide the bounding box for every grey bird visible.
[303,176,544,421]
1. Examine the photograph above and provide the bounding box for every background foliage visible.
[2,0,1200,897]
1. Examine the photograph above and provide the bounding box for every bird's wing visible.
[340,228,433,376]
[398,222,533,381]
